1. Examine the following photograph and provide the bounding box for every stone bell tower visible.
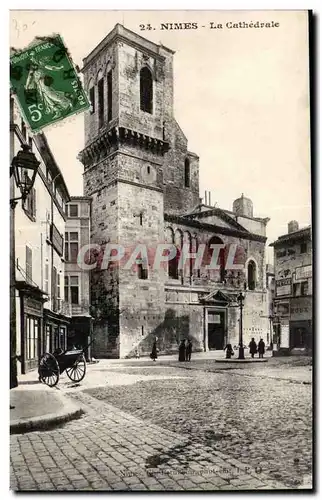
[78,24,174,358]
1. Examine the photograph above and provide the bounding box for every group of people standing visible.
[150,337,193,362]
[178,339,193,362]
[150,336,266,361]
[249,338,266,358]
[224,337,266,359]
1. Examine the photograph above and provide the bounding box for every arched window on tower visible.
[140,67,153,114]
[247,260,256,290]
[184,158,190,188]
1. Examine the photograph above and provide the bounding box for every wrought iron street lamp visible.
[10,144,40,208]
[10,143,40,391]
[237,291,245,359]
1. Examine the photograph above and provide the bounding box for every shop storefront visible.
[16,283,47,373]
[289,297,312,350]
[43,308,70,354]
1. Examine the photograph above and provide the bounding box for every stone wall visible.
[118,44,166,140]
[117,180,165,358]
[163,120,200,215]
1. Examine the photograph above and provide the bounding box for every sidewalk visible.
[10,384,83,434]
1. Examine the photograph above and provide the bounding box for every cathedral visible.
[78,24,270,358]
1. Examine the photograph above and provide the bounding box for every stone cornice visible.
[185,208,248,232]
[78,126,169,168]
[164,213,267,243]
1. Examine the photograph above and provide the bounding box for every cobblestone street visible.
[10,357,312,491]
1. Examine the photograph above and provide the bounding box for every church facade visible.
[79,24,270,358]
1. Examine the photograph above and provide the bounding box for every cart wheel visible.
[66,354,86,383]
[38,353,60,387]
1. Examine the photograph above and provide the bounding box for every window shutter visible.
[33,188,36,218]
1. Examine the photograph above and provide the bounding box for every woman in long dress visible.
[178,339,186,362]
[25,54,73,119]
[150,337,158,362]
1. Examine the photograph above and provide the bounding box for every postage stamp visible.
[10,34,90,133]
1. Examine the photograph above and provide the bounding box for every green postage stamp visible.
[10,35,90,133]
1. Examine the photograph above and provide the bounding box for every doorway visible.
[207,310,226,350]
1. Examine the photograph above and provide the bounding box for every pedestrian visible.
[249,337,257,358]
[224,342,234,359]
[178,339,186,362]
[186,339,192,361]
[150,337,158,362]
[258,338,265,358]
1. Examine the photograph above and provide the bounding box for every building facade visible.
[265,263,275,348]
[11,96,72,373]
[270,221,312,354]
[65,196,93,359]
[78,24,271,358]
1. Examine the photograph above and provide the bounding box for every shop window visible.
[89,86,95,114]
[98,78,104,128]
[140,67,153,114]
[65,232,79,262]
[107,70,112,122]
[26,246,32,283]
[45,324,51,353]
[26,316,39,360]
[184,158,190,187]
[247,260,256,290]
[300,242,307,254]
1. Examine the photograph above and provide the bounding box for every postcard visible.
[9,10,312,492]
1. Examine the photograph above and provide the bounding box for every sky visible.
[9,10,312,263]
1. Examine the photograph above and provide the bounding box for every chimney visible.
[208,191,211,206]
[288,220,299,234]
[204,190,207,205]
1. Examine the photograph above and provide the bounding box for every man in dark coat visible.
[150,337,158,361]
[178,339,186,362]
[248,338,257,358]
[185,339,192,361]
[258,338,265,358]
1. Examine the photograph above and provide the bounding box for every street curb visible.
[10,394,85,435]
